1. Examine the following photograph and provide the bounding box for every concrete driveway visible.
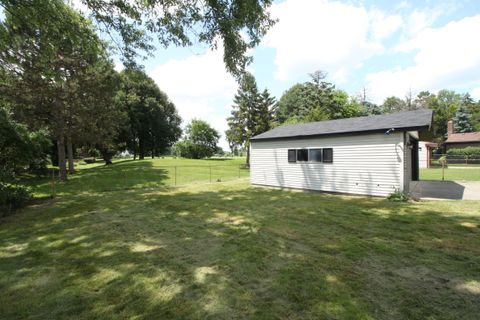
[410,181,480,200]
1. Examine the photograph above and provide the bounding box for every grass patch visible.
[420,168,480,181]
[21,157,249,197]
[1,178,480,319]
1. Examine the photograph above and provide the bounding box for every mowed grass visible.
[420,167,480,181]
[22,157,249,197]
[1,178,480,319]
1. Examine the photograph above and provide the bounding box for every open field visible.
[22,157,249,197]
[2,164,480,319]
[420,167,480,181]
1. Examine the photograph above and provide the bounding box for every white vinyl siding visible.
[250,132,405,197]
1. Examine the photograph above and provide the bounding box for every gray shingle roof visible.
[251,109,433,141]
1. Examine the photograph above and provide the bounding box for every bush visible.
[83,157,96,164]
[446,147,480,157]
[387,189,410,202]
[0,182,32,216]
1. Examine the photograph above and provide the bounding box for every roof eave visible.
[251,125,431,142]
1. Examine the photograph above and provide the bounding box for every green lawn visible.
[22,157,249,197]
[1,171,480,319]
[420,167,480,181]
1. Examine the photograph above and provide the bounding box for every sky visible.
[42,0,480,149]
[136,0,480,150]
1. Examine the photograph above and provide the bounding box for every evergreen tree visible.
[453,105,473,133]
[257,89,276,133]
[226,73,274,166]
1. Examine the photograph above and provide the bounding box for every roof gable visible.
[251,109,433,141]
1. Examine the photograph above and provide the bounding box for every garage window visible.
[323,148,333,163]
[309,149,322,162]
[288,149,296,162]
[297,149,309,161]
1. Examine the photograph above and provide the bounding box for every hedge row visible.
[446,147,480,157]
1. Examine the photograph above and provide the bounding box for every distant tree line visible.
[226,70,480,165]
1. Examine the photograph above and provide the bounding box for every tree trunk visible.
[57,135,67,181]
[67,135,74,174]
[99,147,113,165]
[139,138,145,160]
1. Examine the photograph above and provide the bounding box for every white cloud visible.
[471,87,480,100]
[150,45,237,150]
[262,0,402,83]
[367,15,480,103]
[404,7,443,35]
[370,10,403,41]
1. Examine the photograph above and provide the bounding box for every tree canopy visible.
[226,72,275,165]
[274,71,363,124]
[0,0,115,180]
[0,0,275,76]
[173,119,220,159]
[116,69,182,160]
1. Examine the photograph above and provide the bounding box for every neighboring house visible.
[250,109,433,197]
[444,120,480,150]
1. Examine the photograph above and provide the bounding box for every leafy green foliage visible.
[116,69,182,160]
[77,0,276,76]
[0,108,51,179]
[173,119,220,159]
[274,71,363,124]
[387,189,411,202]
[0,0,116,180]
[0,182,31,216]
[381,96,406,113]
[446,147,480,156]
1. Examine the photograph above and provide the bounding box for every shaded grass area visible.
[420,168,480,181]
[22,157,249,197]
[1,181,479,319]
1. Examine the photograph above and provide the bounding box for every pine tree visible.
[226,73,274,166]
[453,105,473,133]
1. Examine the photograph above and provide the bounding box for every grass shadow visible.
[1,182,479,319]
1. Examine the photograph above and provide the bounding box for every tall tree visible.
[275,84,308,123]
[116,69,182,160]
[257,89,276,133]
[381,96,407,113]
[462,93,480,131]
[226,73,273,166]
[453,105,473,133]
[173,119,220,159]
[434,90,462,139]
[0,1,112,181]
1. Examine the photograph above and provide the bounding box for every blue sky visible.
[134,0,480,149]
[51,1,480,148]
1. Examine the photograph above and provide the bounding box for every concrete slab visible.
[410,181,480,200]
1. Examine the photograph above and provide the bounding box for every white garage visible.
[250,109,434,197]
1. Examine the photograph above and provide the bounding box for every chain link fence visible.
[430,154,480,166]
[32,164,250,197]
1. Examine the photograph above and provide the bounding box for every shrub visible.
[446,147,480,157]
[0,182,32,216]
[83,157,96,164]
[387,189,410,202]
